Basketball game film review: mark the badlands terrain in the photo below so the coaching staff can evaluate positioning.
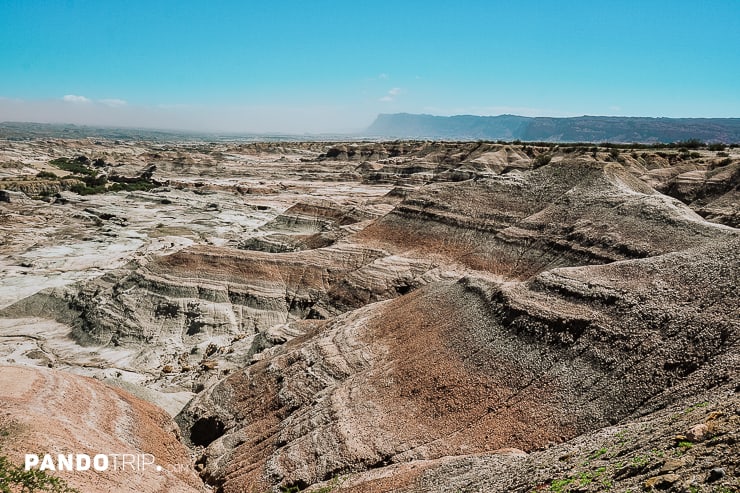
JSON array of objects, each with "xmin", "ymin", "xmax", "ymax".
[{"xmin": 0, "ymin": 138, "xmax": 737, "ymax": 492}]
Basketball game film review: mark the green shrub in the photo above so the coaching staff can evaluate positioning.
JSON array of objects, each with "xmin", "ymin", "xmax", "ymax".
[
  {"xmin": 36, "ymin": 171, "xmax": 58, "ymax": 180},
  {"xmin": 0, "ymin": 455, "xmax": 79, "ymax": 493},
  {"xmin": 49, "ymin": 158, "xmax": 95, "ymax": 176},
  {"xmin": 70, "ymin": 183, "xmax": 107, "ymax": 195},
  {"xmin": 676, "ymin": 139, "xmax": 704, "ymax": 149},
  {"xmin": 82, "ymin": 174, "xmax": 107, "ymax": 187},
  {"xmin": 534, "ymin": 154, "xmax": 552, "ymax": 167},
  {"xmin": 109, "ymin": 180, "xmax": 156, "ymax": 192}
]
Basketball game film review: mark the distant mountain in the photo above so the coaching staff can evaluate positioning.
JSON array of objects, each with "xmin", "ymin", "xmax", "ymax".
[
  {"xmin": 0, "ymin": 121, "xmax": 211, "ymax": 141},
  {"xmin": 0, "ymin": 122, "xmax": 354, "ymax": 142},
  {"xmin": 366, "ymin": 113, "xmax": 740, "ymax": 143}
]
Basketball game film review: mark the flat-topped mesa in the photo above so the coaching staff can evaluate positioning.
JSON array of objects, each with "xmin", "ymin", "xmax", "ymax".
[{"xmin": 366, "ymin": 113, "xmax": 740, "ymax": 142}]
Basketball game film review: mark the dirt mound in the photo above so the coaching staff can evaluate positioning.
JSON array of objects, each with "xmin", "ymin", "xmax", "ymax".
[{"xmin": 0, "ymin": 365, "xmax": 203, "ymax": 492}]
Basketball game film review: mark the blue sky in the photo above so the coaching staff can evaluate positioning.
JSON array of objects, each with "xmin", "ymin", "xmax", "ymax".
[{"xmin": 1, "ymin": 0, "xmax": 738, "ymax": 133}]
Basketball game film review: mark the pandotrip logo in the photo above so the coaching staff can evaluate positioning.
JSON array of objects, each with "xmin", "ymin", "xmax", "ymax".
[{"xmin": 24, "ymin": 453, "xmax": 168, "ymax": 473}]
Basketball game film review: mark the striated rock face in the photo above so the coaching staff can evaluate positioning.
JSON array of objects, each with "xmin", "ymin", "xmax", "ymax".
[
  {"xmin": 359, "ymin": 159, "xmax": 734, "ymax": 276},
  {"xmin": 0, "ymin": 365, "xmax": 203, "ymax": 493},
  {"xmin": 2, "ymin": 241, "xmax": 447, "ymax": 403},
  {"xmin": 663, "ymin": 160, "xmax": 739, "ymax": 227},
  {"xmin": 1, "ymin": 139, "xmax": 738, "ymax": 493},
  {"xmin": 0, "ymin": 177, "xmax": 82, "ymax": 197},
  {"xmin": 240, "ymin": 199, "xmax": 377, "ymax": 252},
  {"xmin": 306, "ymin": 388, "xmax": 739, "ymax": 492},
  {"xmin": 11, "ymin": 157, "xmax": 730, "ymax": 391},
  {"xmin": 176, "ymin": 236, "xmax": 738, "ymax": 492}
]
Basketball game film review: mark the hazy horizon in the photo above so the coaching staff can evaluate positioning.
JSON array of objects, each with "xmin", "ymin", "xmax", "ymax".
[{"xmin": 1, "ymin": 0, "xmax": 738, "ymax": 133}]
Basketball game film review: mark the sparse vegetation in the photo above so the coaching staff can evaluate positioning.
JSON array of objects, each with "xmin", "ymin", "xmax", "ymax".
[
  {"xmin": 677, "ymin": 139, "xmax": 704, "ymax": 149},
  {"xmin": 35, "ymin": 171, "xmax": 58, "ymax": 180},
  {"xmin": 109, "ymin": 180, "xmax": 156, "ymax": 192},
  {"xmin": 49, "ymin": 156, "xmax": 156, "ymax": 195},
  {"xmin": 70, "ymin": 176, "xmax": 108, "ymax": 195},
  {"xmin": 685, "ymin": 401, "xmax": 710, "ymax": 413},
  {"xmin": 631, "ymin": 454, "xmax": 649, "ymax": 467},
  {"xmin": 49, "ymin": 157, "xmax": 96, "ymax": 176},
  {"xmin": 534, "ymin": 153, "xmax": 552, "ymax": 167},
  {"xmin": 549, "ymin": 466, "xmax": 610, "ymax": 492},
  {"xmin": 69, "ymin": 184, "xmax": 105, "ymax": 195},
  {"xmin": 589, "ymin": 447, "xmax": 608, "ymax": 459},
  {"xmin": 310, "ymin": 475, "xmax": 344, "ymax": 493},
  {"xmin": 614, "ymin": 430, "xmax": 630, "ymax": 445},
  {"xmin": 279, "ymin": 486, "xmax": 302, "ymax": 493},
  {"xmin": 0, "ymin": 455, "xmax": 80, "ymax": 493}
]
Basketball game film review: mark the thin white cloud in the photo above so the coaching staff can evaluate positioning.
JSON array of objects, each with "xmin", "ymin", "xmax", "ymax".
[
  {"xmin": 99, "ymin": 98, "xmax": 127, "ymax": 107},
  {"xmin": 62, "ymin": 94, "xmax": 91, "ymax": 103},
  {"xmin": 378, "ymin": 73, "xmax": 389, "ymax": 79},
  {"xmin": 379, "ymin": 87, "xmax": 402, "ymax": 102}
]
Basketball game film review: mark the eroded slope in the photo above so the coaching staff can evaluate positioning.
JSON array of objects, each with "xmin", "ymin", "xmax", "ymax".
[{"xmin": 0, "ymin": 365, "xmax": 204, "ymax": 493}]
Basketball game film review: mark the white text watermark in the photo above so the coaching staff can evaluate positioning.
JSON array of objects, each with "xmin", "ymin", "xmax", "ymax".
[{"xmin": 24, "ymin": 453, "xmax": 170, "ymax": 473}]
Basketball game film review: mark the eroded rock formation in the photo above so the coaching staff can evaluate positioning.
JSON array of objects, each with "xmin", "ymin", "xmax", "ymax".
[{"xmin": 0, "ymin": 139, "xmax": 737, "ymax": 492}]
